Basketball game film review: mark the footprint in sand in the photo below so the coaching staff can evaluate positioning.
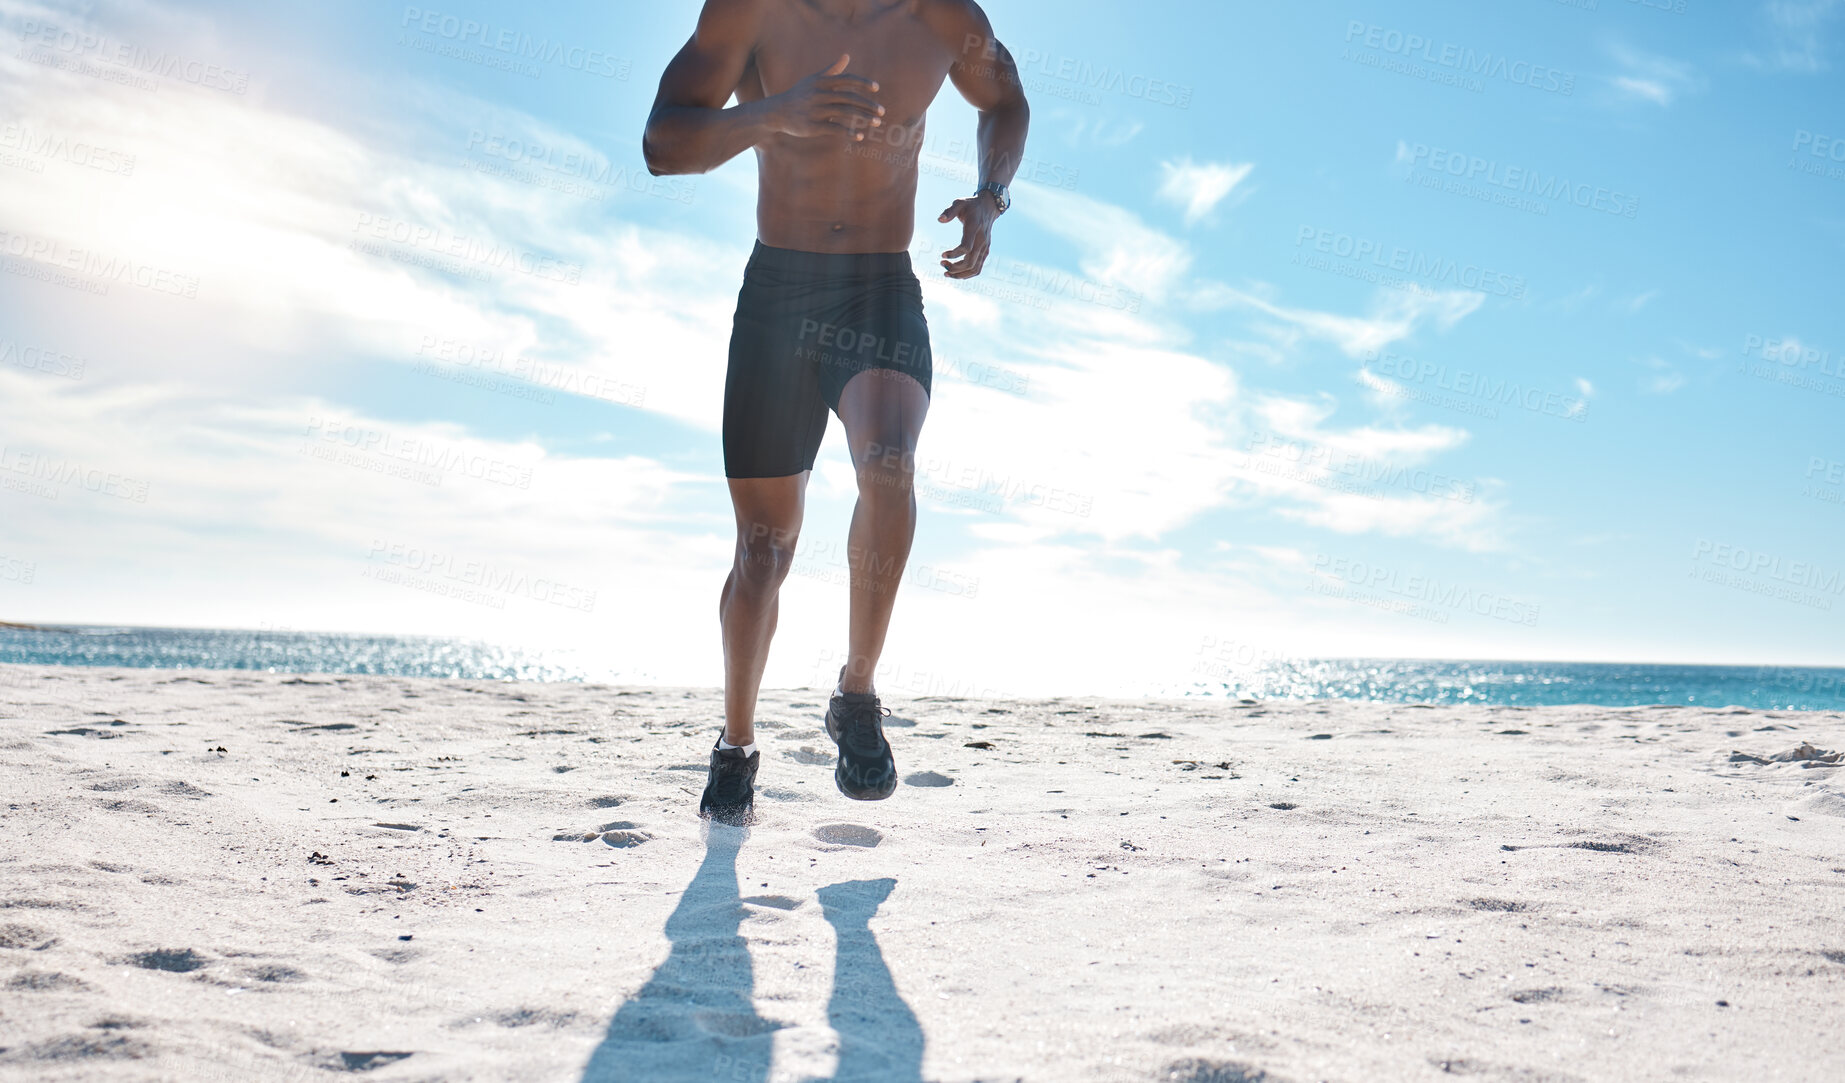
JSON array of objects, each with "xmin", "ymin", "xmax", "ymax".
[
  {"xmin": 1504, "ymin": 835, "xmax": 1661, "ymax": 855},
  {"xmin": 245, "ymin": 964, "xmax": 305, "ymax": 983},
  {"xmin": 786, "ymin": 746, "xmax": 835, "ymax": 766},
  {"xmin": 600, "ymin": 823, "xmax": 653, "ymax": 848},
  {"xmin": 45, "ymin": 725, "xmax": 127, "ymax": 739},
  {"xmin": 694, "ymin": 1011, "xmax": 784, "ymax": 1038},
  {"xmin": 1464, "ymin": 898, "xmax": 1533, "ymax": 913},
  {"xmin": 587, "ymin": 796, "xmax": 625, "ymax": 808},
  {"xmin": 0, "ymin": 923, "xmax": 56, "ymax": 950},
  {"xmin": 334, "ymin": 1052, "xmax": 414, "ymax": 1071},
  {"xmin": 7, "ymin": 970, "xmax": 92, "ymax": 992},
  {"xmin": 904, "ymin": 771, "xmax": 953, "ymax": 787},
  {"xmin": 740, "ymin": 894, "xmax": 803, "ymax": 910},
  {"xmin": 553, "ymin": 822, "xmax": 652, "ymax": 847},
  {"xmin": 6, "ymin": 1034, "xmax": 150, "ymax": 1061},
  {"xmin": 812, "ymin": 824, "xmax": 883, "ymax": 848},
  {"xmin": 486, "ymin": 1007, "xmax": 581, "ymax": 1028},
  {"xmin": 1162, "ymin": 1058, "xmax": 1270, "ymax": 1083},
  {"xmin": 127, "ymin": 948, "xmax": 206, "ymax": 973}
]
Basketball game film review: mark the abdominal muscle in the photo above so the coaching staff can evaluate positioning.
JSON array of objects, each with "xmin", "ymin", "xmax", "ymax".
[{"xmin": 752, "ymin": 127, "xmax": 924, "ymax": 254}]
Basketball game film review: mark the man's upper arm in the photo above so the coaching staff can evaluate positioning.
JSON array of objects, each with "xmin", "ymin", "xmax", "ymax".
[
  {"xmin": 929, "ymin": 0, "xmax": 1027, "ymax": 112},
  {"xmin": 651, "ymin": 0, "xmax": 762, "ymax": 112}
]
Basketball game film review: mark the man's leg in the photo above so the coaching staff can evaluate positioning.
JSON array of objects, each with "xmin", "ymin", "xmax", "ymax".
[
  {"xmin": 721, "ymin": 473, "xmax": 809, "ymax": 746},
  {"xmin": 835, "ymin": 369, "xmax": 930, "ymax": 696}
]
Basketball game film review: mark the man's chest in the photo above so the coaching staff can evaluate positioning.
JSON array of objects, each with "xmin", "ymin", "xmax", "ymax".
[{"xmin": 753, "ymin": 19, "xmax": 952, "ymax": 126}]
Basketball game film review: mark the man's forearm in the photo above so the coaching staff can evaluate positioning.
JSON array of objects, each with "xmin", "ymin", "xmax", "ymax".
[
  {"xmin": 976, "ymin": 101, "xmax": 1029, "ymax": 189},
  {"xmin": 644, "ymin": 98, "xmax": 781, "ymax": 177}
]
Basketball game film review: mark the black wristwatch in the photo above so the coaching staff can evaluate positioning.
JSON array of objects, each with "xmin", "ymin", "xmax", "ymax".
[{"xmin": 977, "ymin": 181, "xmax": 1011, "ymax": 214}]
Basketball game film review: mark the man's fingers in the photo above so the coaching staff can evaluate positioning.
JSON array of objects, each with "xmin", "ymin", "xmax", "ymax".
[
  {"xmin": 941, "ymin": 242, "xmax": 990, "ymax": 279},
  {"xmin": 818, "ymin": 74, "xmax": 882, "ymax": 96},
  {"xmin": 944, "ymin": 257, "xmax": 986, "ymax": 279},
  {"xmin": 819, "ymin": 110, "xmax": 879, "ymax": 132},
  {"xmin": 937, "ymin": 199, "xmax": 967, "ymax": 223},
  {"xmin": 822, "ymin": 93, "xmax": 883, "ymax": 119},
  {"xmin": 815, "ymin": 56, "xmax": 880, "ymax": 94},
  {"xmin": 943, "ymin": 217, "xmax": 979, "ymax": 258}
]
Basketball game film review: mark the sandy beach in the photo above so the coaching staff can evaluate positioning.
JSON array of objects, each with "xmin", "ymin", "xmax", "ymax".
[{"xmin": 1, "ymin": 662, "xmax": 1841, "ymax": 1083}]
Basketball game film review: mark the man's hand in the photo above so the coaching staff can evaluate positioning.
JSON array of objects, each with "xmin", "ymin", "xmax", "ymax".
[
  {"xmin": 936, "ymin": 192, "xmax": 1000, "ymax": 278},
  {"xmin": 769, "ymin": 53, "xmax": 884, "ymax": 141}
]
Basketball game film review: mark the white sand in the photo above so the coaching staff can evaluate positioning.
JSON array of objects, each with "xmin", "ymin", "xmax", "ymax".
[{"xmin": 1, "ymin": 663, "xmax": 1842, "ymax": 1083}]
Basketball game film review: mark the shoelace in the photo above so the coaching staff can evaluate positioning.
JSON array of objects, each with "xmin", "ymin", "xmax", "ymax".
[{"xmin": 838, "ymin": 701, "xmax": 890, "ymax": 754}]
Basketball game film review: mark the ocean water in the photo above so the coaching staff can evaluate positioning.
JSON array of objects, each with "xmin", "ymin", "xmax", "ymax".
[
  {"xmin": 1173, "ymin": 657, "xmax": 1845, "ymax": 712},
  {"xmin": 1, "ymin": 625, "xmax": 1842, "ymax": 711},
  {"xmin": 0, "ymin": 625, "xmax": 592, "ymax": 683}
]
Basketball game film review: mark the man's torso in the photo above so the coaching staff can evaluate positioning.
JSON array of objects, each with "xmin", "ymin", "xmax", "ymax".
[{"xmin": 736, "ymin": 0, "xmax": 956, "ymax": 253}]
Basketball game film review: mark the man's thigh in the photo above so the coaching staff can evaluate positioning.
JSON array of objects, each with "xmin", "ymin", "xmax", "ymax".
[{"xmin": 837, "ymin": 369, "xmax": 930, "ymax": 472}]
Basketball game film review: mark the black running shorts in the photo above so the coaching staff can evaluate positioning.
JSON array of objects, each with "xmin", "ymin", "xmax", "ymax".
[{"xmin": 723, "ymin": 241, "xmax": 933, "ymax": 479}]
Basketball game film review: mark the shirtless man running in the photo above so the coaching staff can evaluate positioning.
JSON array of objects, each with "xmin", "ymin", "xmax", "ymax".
[{"xmin": 642, "ymin": 0, "xmax": 1028, "ymax": 821}]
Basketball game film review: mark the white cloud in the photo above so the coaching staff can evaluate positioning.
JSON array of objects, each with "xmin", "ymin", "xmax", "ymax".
[
  {"xmin": 1192, "ymin": 282, "xmax": 1485, "ymax": 359},
  {"xmin": 1744, "ymin": 0, "xmax": 1841, "ymax": 72},
  {"xmin": 1614, "ymin": 77, "xmax": 1672, "ymax": 105},
  {"xmin": 1051, "ymin": 110, "xmax": 1145, "ymax": 148},
  {"xmin": 1157, "ymin": 157, "xmax": 1253, "ymax": 225},
  {"xmin": 1014, "ymin": 183, "xmax": 1194, "ymax": 297},
  {"xmin": 1638, "ymin": 356, "xmax": 1686, "ymax": 394},
  {"xmin": 0, "ymin": 370, "xmax": 718, "ymax": 666},
  {"xmin": 1608, "ymin": 45, "xmax": 1699, "ymax": 105}
]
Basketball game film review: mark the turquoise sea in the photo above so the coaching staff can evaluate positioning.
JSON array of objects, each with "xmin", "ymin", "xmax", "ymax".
[{"xmin": 2, "ymin": 624, "xmax": 1841, "ymax": 710}]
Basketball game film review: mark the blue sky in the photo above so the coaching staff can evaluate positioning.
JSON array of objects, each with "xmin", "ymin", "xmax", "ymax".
[{"xmin": 1, "ymin": 0, "xmax": 1841, "ymax": 695}]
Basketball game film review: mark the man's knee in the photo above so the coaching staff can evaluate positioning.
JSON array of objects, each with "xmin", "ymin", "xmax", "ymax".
[
  {"xmin": 734, "ymin": 520, "xmax": 800, "ymax": 590},
  {"xmin": 856, "ymin": 437, "xmax": 918, "ymax": 498}
]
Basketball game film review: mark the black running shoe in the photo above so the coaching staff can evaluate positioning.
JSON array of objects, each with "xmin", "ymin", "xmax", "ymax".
[
  {"xmin": 698, "ymin": 741, "xmax": 758, "ymax": 824},
  {"xmin": 825, "ymin": 688, "xmax": 897, "ymax": 801}
]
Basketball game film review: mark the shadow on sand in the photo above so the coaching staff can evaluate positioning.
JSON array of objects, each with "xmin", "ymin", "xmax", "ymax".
[
  {"xmin": 816, "ymin": 878, "xmax": 924, "ymax": 1082},
  {"xmin": 580, "ymin": 826, "xmax": 923, "ymax": 1083}
]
